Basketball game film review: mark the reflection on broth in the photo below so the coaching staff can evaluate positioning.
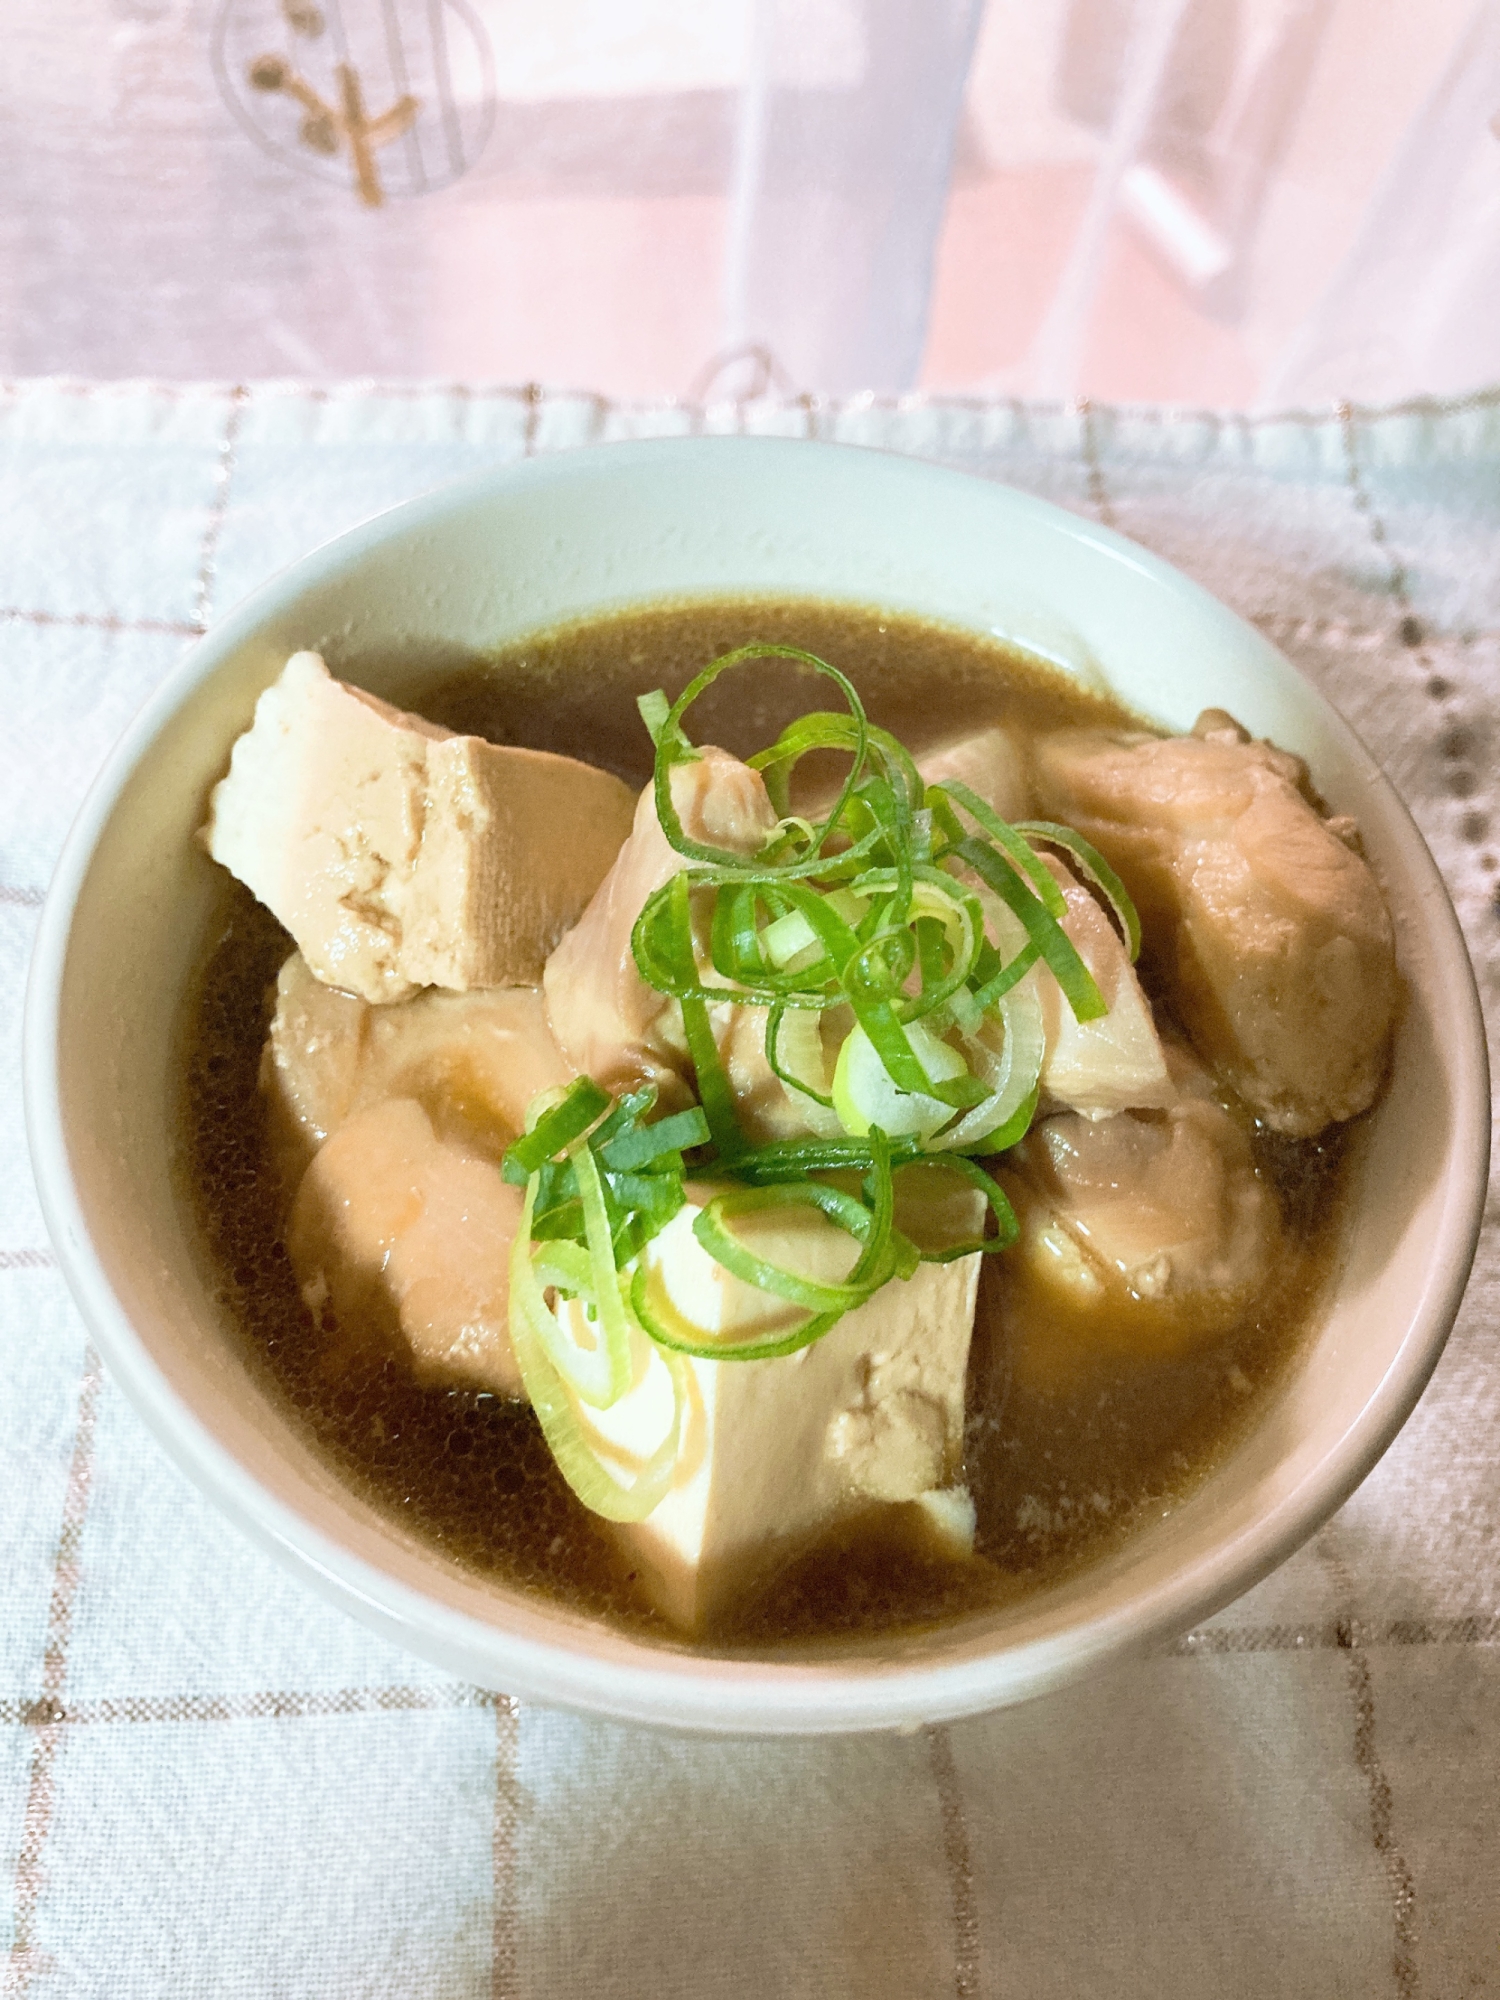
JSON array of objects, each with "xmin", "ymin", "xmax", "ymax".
[{"xmin": 181, "ymin": 598, "xmax": 1368, "ymax": 1653}]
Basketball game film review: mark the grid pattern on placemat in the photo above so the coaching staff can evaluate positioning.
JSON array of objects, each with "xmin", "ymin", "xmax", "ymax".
[{"xmin": 1, "ymin": 379, "xmax": 1496, "ymax": 2000}]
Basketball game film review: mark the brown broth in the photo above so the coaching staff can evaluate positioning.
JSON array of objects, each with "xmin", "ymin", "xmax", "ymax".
[{"xmin": 179, "ymin": 597, "xmax": 1348, "ymax": 1655}]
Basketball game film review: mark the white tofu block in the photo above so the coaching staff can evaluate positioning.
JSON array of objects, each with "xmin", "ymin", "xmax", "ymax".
[
  {"xmin": 568, "ymin": 1193, "xmax": 983, "ymax": 1632},
  {"xmin": 202, "ymin": 651, "xmax": 637, "ymax": 1003}
]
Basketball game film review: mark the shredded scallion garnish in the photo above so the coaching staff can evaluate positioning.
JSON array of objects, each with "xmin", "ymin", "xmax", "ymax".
[{"xmin": 504, "ymin": 645, "xmax": 1140, "ymax": 1521}]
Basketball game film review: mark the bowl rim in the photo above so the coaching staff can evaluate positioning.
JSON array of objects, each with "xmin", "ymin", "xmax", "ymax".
[{"xmin": 22, "ymin": 434, "xmax": 1492, "ymax": 1734}]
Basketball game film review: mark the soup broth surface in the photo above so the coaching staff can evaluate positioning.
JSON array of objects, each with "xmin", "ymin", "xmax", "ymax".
[{"xmin": 181, "ymin": 598, "xmax": 1346, "ymax": 1654}]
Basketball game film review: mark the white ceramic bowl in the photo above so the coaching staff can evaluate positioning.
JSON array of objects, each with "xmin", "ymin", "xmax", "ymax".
[{"xmin": 24, "ymin": 438, "xmax": 1489, "ymax": 1734}]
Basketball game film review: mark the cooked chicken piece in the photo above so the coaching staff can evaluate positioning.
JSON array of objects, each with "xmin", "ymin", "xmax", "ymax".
[
  {"xmin": 542, "ymin": 745, "xmax": 782, "ymax": 1103},
  {"xmin": 956, "ymin": 845, "xmax": 1172, "ymax": 1122},
  {"xmin": 918, "ymin": 724, "xmax": 1030, "ymax": 823},
  {"xmin": 1033, "ymin": 712, "xmax": 1397, "ymax": 1135},
  {"xmin": 288, "ymin": 1096, "xmax": 526, "ymax": 1397},
  {"xmin": 709, "ymin": 1000, "xmax": 844, "ymax": 1144},
  {"xmin": 1001, "ymin": 1050, "xmax": 1278, "ymax": 1361},
  {"xmin": 265, "ymin": 961, "xmax": 573, "ymax": 1396},
  {"xmin": 261, "ymin": 953, "xmax": 367, "ymax": 1171},
  {"xmin": 262, "ymin": 952, "xmax": 573, "ymax": 1183},
  {"xmin": 555, "ymin": 748, "xmax": 843, "ymax": 1141},
  {"xmin": 1018, "ymin": 1101, "xmax": 1273, "ymax": 1304}
]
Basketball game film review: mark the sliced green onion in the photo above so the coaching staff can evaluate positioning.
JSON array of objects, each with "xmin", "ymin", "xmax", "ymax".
[
  {"xmin": 853, "ymin": 1128, "xmax": 921, "ymax": 1288},
  {"xmin": 504, "ymin": 1077, "xmax": 611, "ymax": 1178},
  {"xmin": 831, "ymin": 1019, "xmax": 973, "ymax": 1142},
  {"xmin": 655, "ymin": 648, "xmax": 869, "ymax": 875},
  {"xmin": 510, "ymin": 1184, "xmax": 688, "ymax": 1520},
  {"xmin": 504, "ymin": 651, "xmax": 1135, "ymax": 1500},
  {"xmin": 680, "ymin": 990, "xmax": 742, "ymax": 1155},
  {"xmin": 967, "ymin": 938, "xmax": 1040, "ymax": 1012},
  {"xmin": 760, "ymin": 906, "xmax": 820, "ymax": 969},
  {"xmin": 937, "ymin": 983, "xmax": 1047, "ymax": 1153},
  {"xmin": 949, "ymin": 835, "xmax": 1106, "ymax": 1023},
  {"xmin": 511, "ymin": 1176, "xmax": 626, "ymax": 1408},
  {"xmin": 1018, "ymin": 820, "xmax": 1142, "ymax": 962},
  {"xmin": 691, "ymin": 1182, "xmax": 877, "ymax": 1314},
  {"xmin": 631, "ymin": 1259, "xmax": 843, "ymax": 1363},
  {"xmin": 633, "ymin": 1132, "xmax": 911, "ymax": 1361},
  {"xmin": 531, "ymin": 1239, "xmax": 592, "ymax": 1295},
  {"xmin": 760, "ymin": 881, "xmax": 980, "ymax": 1108},
  {"xmin": 636, "ymin": 688, "xmax": 673, "ymax": 746},
  {"xmin": 956, "ymin": 1085, "xmax": 1037, "ymax": 1159},
  {"xmin": 746, "ymin": 708, "xmax": 921, "ymax": 838},
  {"xmin": 766, "ymin": 1001, "xmax": 835, "ymax": 1110},
  {"xmin": 599, "ymin": 1106, "xmax": 711, "ymax": 1170},
  {"xmin": 893, "ymin": 1155, "xmax": 1019, "ymax": 1260},
  {"xmin": 934, "ymin": 779, "xmax": 1067, "ymax": 916},
  {"xmin": 712, "ymin": 1133, "xmax": 927, "ymax": 1184}
]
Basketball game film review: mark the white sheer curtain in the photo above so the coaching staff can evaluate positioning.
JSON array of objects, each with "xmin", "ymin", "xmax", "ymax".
[
  {"xmin": 974, "ymin": 0, "xmax": 1500, "ymax": 408},
  {"xmin": 723, "ymin": 0, "xmax": 983, "ymax": 396},
  {"xmin": 2, "ymin": 0, "xmax": 1496, "ymax": 408}
]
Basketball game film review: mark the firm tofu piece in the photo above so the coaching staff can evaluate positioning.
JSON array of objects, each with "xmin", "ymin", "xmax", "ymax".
[
  {"xmin": 1033, "ymin": 712, "xmax": 1398, "ymax": 1135},
  {"xmin": 202, "ymin": 651, "xmax": 637, "ymax": 1003},
  {"xmin": 542, "ymin": 746, "xmax": 779, "ymax": 1097},
  {"xmin": 288, "ymin": 1096, "xmax": 527, "ymax": 1397},
  {"xmin": 261, "ymin": 951, "xmax": 573, "ymax": 1182},
  {"xmin": 567, "ymin": 1188, "xmax": 983, "ymax": 1632},
  {"xmin": 918, "ymin": 724, "xmax": 1030, "ymax": 822}
]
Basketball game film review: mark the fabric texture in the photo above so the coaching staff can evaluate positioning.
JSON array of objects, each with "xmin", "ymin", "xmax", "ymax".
[{"xmin": 1, "ymin": 377, "xmax": 1496, "ymax": 1998}]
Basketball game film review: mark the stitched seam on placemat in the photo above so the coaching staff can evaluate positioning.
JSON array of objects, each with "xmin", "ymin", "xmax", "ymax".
[
  {"xmin": 1253, "ymin": 615, "xmax": 1500, "ymax": 647},
  {"xmin": 1319, "ymin": 1534, "xmax": 1420, "ymax": 2000},
  {"xmin": 5, "ymin": 1349, "xmax": 102, "ymax": 1999},
  {"xmin": 1172, "ymin": 1617, "xmax": 1500, "ymax": 1654},
  {"xmin": 926, "ymin": 1725, "xmax": 981, "ymax": 1999},
  {"xmin": 0, "ymin": 1687, "xmax": 512, "ymax": 1725},
  {"xmin": 3, "ymin": 377, "xmax": 1499, "ymax": 434},
  {"xmin": 0, "ymin": 608, "xmax": 204, "ymax": 638},
  {"xmin": 492, "ymin": 1698, "xmax": 521, "ymax": 2000},
  {"xmin": 1338, "ymin": 403, "xmax": 1490, "ymax": 886},
  {"xmin": 1076, "ymin": 396, "xmax": 1119, "ymax": 531},
  {"xmin": 192, "ymin": 384, "xmax": 248, "ymax": 632},
  {"xmin": 1339, "ymin": 404, "xmax": 1426, "ymax": 641}
]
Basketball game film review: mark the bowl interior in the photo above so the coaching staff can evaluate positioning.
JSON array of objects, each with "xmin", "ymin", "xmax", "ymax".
[{"xmin": 28, "ymin": 439, "xmax": 1488, "ymax": 1733}]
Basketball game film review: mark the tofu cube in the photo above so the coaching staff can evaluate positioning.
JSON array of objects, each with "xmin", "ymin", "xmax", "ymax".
[
  {"xmin": 202, "ymin": 652, "xmax": 637, "ymax": 1003},
  {"xmin": 567, "ymin": 1190, "xmax": 983, "ymax": 1632}
]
